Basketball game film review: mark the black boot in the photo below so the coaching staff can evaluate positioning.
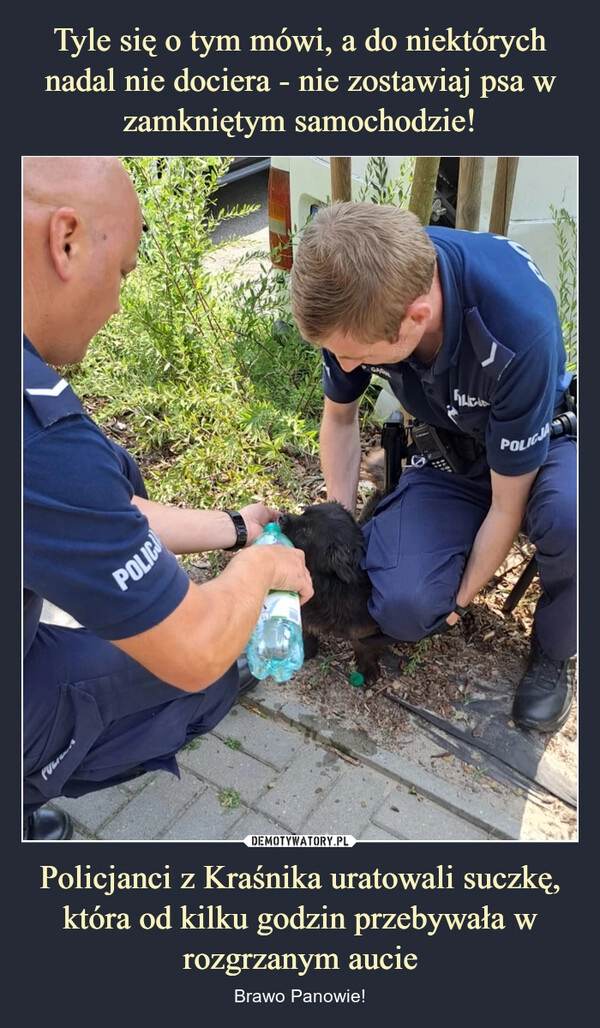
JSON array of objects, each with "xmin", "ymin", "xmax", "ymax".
[
  {"xmin": 24, "ymin": 807, "xmax": 73, "ymax": 840},
  {"xmin": 236, "ymin": 655, "xmax": 259, "ymax": 697},
  {"xmin": 512, "ymin": 632, "xmax": 574, "ymax": 732}
]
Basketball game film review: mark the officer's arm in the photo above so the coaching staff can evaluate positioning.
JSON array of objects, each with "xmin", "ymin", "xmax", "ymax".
[
  {"xmin": 319, "ymin": 396, "xmax": 362, "ymax": 514},
  {"xmin": 110, "ymin": 544, "xmax": 313, "ymax": 692},
  {"xmin": 132, "ymin": 497, "xmax": 279, "ymax": 551},
  {"xmin": 447, "ymin": 468, "xmax": 538, "ymax": 626}
]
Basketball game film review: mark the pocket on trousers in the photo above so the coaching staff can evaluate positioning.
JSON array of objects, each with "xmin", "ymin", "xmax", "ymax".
[
  {"xmin": 362, "ymin": 482, "xmax": 408, "ymax": 574},
  {"xmin": 23, "ymin": 683, "xmax": 105, "ymax": 800}
]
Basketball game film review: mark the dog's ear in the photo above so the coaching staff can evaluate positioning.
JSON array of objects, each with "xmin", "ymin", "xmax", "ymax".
[{"xmin": 327, "ymin": 542, "xmax": 359, "ymax": 583}]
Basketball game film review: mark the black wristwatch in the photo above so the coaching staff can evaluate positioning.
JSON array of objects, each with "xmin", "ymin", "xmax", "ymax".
[
  {"xmin": 222, "ymin": 510, "xmax": 248, "ymax": 551},
  {"xmin": 453, "ymin": 603, "xmax": 470, "ymax": 617}
]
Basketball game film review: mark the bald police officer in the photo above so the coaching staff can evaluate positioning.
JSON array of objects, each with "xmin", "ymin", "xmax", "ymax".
[{"xmin": 23, "ymin": 157, "xmax": 313, "ymax": 839}]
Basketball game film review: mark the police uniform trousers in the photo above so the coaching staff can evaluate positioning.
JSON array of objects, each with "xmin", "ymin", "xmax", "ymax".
[
  {"xmin": 23, "ymin": 442, "xmax": 239, "ymax": 816},
  {"xmin": 361, "ymin": 434, "xmax": 576, "ymax": 660}
]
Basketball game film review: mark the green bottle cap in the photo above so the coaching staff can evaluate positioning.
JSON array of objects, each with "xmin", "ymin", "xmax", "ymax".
[{"xmin": 349, "ymin": 672, "xmax": 365, "ymax": 687}]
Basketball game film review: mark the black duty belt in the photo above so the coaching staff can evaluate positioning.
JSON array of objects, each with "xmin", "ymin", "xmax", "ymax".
[
  {"xmin": 551, "ymin": 384, "xmax": 577, "ymax": 437},
  {"xmin": 408, "ymin": 394, "xmax": 576, "ymax": 475},
  {"xmin": 382, "ymin": 383, "xmax": 577, "ymax": 481}
]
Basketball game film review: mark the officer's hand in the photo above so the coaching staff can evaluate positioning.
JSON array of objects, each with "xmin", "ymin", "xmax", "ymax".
[
  {"xmin": 265, "ymin": 544, "xmax": 314, "ymax": 606},
  {"xmin": 239, "ymin": 503, "xmax": 280, "ymax": 544},
  {"xmin": 427, "ymin": 613, "xmax": 460, "ymax": 638}
]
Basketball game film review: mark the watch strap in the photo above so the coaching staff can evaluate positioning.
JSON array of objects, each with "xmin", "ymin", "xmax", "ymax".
[
  {"xmin": 453, "ymin": 603, "xmax": 470, "ymax": 617},
  {"xmin": 222, "ymin": 510, "xmax": 248, "ymax": 551}
]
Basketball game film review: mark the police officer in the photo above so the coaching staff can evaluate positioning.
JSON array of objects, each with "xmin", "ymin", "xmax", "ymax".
[
  {"xmin": 23, "ymin": 157, "xmax": 313, "ymax": 840},
  {"xmin": 290, "ymin": 201, "xmax": 576, "ymax": 734}
]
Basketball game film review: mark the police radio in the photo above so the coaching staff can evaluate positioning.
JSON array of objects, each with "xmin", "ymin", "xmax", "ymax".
[{"xmin": 409, "ymin": 420, "xmax": 467, "ymax": 475}]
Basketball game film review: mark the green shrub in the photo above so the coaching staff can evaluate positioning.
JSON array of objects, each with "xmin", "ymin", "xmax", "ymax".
[
  {"xmin": 358, "ymin": 155, "xmax": 415, "ymax": 207},
  {"xmin": 69, "ymin": 157, "xmax": 321, "ymax": 510},
  {"xmin": 551, "ymin": 204, "xmax": 578, "ymax": 371}
]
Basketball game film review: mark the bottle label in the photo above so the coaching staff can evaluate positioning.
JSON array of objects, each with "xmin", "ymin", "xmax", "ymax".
[{"xmin": 260, "ymin": 591, "xmax": 301, "ymax": 625}]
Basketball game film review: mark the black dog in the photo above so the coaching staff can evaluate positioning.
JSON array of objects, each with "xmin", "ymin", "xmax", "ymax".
[{"xmin": 279, "ymin": 492, "xmax": 394, "ymax": 685}]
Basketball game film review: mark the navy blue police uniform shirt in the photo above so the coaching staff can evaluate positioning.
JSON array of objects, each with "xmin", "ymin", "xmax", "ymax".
[
  {"xmin": 23, "ymin": 336, "xmax": 190, "ymax": 658},
  {"xmin": 321, "ymin": 227, "xmax": 573, "ymax": 477}
]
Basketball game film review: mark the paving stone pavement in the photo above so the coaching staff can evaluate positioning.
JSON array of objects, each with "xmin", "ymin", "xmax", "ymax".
[{"xmin": 50, "ymin": 683, "xmax": 521, "ymax": 843}]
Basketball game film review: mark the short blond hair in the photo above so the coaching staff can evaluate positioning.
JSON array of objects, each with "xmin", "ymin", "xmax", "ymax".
[{"xmin": 290, "ymin": 202, "xmax": 436, "ymax": 346}]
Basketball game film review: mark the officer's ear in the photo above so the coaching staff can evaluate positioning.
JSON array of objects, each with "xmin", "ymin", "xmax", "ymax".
[
  {"xmin": 405, "ymin": 296, "xmax": 432, "ymax": 327},
  {"xmin": 48, "ymin": 206, "xmax": 80, "ymax": 281}
]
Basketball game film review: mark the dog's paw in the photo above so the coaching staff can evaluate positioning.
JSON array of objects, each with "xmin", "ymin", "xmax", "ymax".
[{"xmin": 356, "ymin": 661, "xmax": 382, "ymax": 688}]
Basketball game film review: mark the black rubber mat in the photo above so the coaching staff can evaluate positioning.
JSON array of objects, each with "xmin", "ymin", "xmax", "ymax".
[{"xmin": 384, "ymin": 678, "xmax": 576, "ymax": 807}]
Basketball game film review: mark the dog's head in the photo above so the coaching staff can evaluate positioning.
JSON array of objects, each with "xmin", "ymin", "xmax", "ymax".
[{"xmin": 279, "ymin": 502, "xmax": 365, "ymax": 584}]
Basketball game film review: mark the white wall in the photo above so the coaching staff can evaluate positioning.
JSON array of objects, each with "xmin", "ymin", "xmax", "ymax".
[{"xmin": 271, "ymin": 155, "xmax": 578, "ymax": 300}]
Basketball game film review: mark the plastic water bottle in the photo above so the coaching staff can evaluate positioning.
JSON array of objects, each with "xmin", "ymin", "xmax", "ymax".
[{"xmin": 246, "ymin": 522, "xmax": 304, "ymax": 683}]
